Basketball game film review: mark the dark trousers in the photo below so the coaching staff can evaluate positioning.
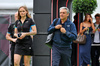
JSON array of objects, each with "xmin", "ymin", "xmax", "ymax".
[
  {"xmin": 10, "ymin": 44, "xmax": 15, "ymax": 66},
  {"xmin": 91, "ymin": 46, "xmax": 100, "ymax": 66},
  {"xmin": 52, "ymin": 45, "xmax": 72, "ymax": 66},
  {"xmin": 71, "ymin": 43, "xmax": 77, "ymax": 66}
]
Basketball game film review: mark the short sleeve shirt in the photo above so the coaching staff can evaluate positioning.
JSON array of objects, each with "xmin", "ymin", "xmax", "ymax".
[
  {"xmin": 15, "ymin": 18, "xmax": 35, "ymax": 32},
  {"xmin": 7, "ymin": 23, "xmax": 15, "ymax": 38}
]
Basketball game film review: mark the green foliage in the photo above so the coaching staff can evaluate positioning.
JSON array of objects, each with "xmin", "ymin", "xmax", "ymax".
[{"xmin": 72, "ymin": 0, "xmax": 97, "ymax": 14}]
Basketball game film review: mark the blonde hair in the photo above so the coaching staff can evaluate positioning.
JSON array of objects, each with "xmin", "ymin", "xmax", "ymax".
[{"xmin": 18, "ymin": 6, "xmax": 31, "ymax": 19}]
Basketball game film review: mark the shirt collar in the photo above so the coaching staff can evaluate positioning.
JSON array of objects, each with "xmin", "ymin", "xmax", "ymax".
[
  {"xmin": 60, "ymin": 18, "xmax": 69, "ymax": 24},
  {"xmin": 19, "ymin": 17, "xmax": 28, "ymax": 23}
]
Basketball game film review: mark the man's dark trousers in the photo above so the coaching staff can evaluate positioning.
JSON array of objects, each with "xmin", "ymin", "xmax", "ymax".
[
  {"xmin": 91, "ymin": 46, "xmax": 100, "ymax": 66},
  {"xmin": 52, "ymin": 45, "xmax": 72, "ymax": 66},
  {"xmin": 10, "ymin": 43, "xmax": 15, "ymax": 66}
]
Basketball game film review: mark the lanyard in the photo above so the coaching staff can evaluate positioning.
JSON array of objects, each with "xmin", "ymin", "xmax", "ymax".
[
  {"xmin": 19, "ymin": 22, "xmax": 23, "ymax": 32},
  {"xmin": 94, "ymin": 23, "xmax": 100, "ymax": 29}
]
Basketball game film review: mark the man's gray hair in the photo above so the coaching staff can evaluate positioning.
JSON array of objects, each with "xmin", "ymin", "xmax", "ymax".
[{"xmin": 59, "ymin": 7, "xmax": 70, "ymax": 14}]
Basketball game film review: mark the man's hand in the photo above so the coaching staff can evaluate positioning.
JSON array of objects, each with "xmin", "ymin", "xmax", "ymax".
[
  {"xmin": 55, "ymin": 25, "xmax": 62, "ymax": 29},
  {"xmin": 60, "ymin": 27, "xmax": 66, "ymax": 33},
  {"xmin": 98, "ymin": 29, "xmax": 100, "ymax": 32}
]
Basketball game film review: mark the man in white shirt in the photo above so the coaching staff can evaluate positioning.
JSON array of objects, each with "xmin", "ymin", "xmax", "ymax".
[{"xmin": 91, "ymin": 13, "xmax": 100, "ymax": 66}]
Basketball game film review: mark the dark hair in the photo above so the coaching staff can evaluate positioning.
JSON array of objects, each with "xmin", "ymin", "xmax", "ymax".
[
  {"xmin": 84, "ymin": 13, "xmax": 92, "ymax": 23},
  {"xmin": 18, "ymin": 6, "xmax": 31, "ymax": 19},
  {"xmin": 95, "ymin": 13, "xmax": 100, "ymax": 18}
]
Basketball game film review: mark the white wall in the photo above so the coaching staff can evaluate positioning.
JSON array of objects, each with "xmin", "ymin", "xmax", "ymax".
[
  {"xmin": 0, "ymin": 0, "xmax": 33, "ymax": 18},
  {"xmin": 0, "ymin": 0, "xmax": 33, "ymax": 9},
  {"xmin": 91, "ymin": 0, "xmax": 100, "ymax": 23}
]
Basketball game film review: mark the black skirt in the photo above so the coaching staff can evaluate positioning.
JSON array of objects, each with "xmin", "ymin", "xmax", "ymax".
[{"xmin": 14, "ymin": 36, "xmax": 33, "ymax": 56}]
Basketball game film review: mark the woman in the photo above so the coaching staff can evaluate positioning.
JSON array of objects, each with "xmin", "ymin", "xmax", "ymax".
[
  {"xmin": 79, "ymin": 14, "xmax": 95, "ymax": 66},
  {"xmin": 14, "ymin": 6, "xmax": 37, "ymax": 66}
]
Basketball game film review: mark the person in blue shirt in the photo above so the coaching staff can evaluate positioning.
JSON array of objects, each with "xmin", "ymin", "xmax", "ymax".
[{"xmin": 48, "ymin": 7, "xmax": 77, "ymax": 66}]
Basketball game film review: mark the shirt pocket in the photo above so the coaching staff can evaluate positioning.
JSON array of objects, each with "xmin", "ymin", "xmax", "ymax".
[{"xmin": 65, "ymin": 24, "xmax": 71, "ymax": 31}]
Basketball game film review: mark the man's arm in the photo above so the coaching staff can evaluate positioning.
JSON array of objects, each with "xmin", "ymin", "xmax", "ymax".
[
  {"xmin": 66, "ymin": 23, "xmax": 77, "ymax": 40},
  {"xmin": 60, "ymin": 23, "xmax": 77, "ymax": 40},
  {"xmin": 6, "ymin": 33, "xmax": 17, "ymax": 42},
  {"xmin": 48, "ymin": 19, "xmax": 57, "ymax": 34},
  {"xmin": 48, "ymin": 19, "xmax": 62, "ymax": 34},
  {"xmin": 6, "ymin": 23, "xmax": 17, "ymax": 42}
]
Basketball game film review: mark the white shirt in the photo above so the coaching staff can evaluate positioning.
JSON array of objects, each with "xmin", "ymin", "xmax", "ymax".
[{"xmin": 94, "ymin": 24, "xmax": 100, "ymax": 43}]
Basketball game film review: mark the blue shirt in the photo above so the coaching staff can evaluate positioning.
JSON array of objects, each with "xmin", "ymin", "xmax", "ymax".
[{"xmin": 48, "ymin": 18, "xmax": 77, "ymax": 48}]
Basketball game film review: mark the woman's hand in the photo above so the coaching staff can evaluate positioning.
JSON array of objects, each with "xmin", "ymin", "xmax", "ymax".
[
  {"xmin": 84, "ymin": 27, "xmax": 88, "ymax": 31},
  {"xmin": 12, "ymin": 38, "xmax": 17, "ymax": 42},
  {"xmin": 89, "ymin": 18, "xmax": 93, "ymax": 23},
  {"xmin": 14, "ymin": 33, "xmax": 18, "ymax": 38},
  {"xmin": 18, "ymin": 33, "xmax": 26, "ymax": 39}
]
